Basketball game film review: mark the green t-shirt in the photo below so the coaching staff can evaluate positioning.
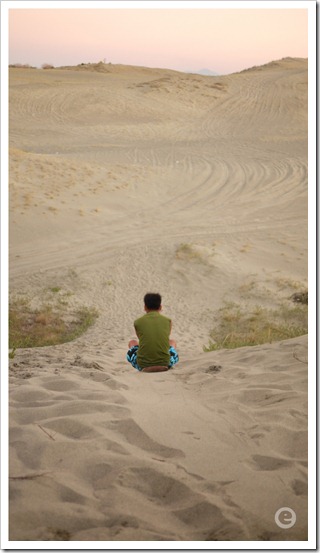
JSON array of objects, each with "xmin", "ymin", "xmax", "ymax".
[{"xmin": 134, "ymin": 311, "xmax": 171, "ymax": 369}]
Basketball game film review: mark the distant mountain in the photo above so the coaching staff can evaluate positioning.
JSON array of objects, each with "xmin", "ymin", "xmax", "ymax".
[{"xmin": 193, "ymin": 68, "xmax": 219, "ymax": 76}]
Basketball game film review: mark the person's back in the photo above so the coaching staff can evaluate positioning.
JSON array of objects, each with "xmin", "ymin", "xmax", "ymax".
[
  {"xmin": 126, "ymin": 292, "xmax": 179, "ymax": 372},
  {"xmin": 134, "ymin": 311, "xmax": 171, "ymax": 369}
]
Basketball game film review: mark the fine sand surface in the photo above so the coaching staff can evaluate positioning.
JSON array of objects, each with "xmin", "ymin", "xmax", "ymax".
[{"xmin": 8, "ymin": 58, "xmax": 308, "ymax": 542}]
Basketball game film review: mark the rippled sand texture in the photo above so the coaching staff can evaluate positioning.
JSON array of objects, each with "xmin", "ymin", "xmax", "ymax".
[{"xmin": 9, "ymin": 58, "xmax": 308, "ymax": 542}]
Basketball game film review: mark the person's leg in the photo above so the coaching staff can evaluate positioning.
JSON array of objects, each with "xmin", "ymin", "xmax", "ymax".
[
  {"xmin": 126, "ymin": 341, "xmax": 142, "ymax": 370},
  {"xmin": 168, "ymin": 339, "xmax": 179, "ymax": 368},
  {"xmin": 128, "ymin": 339, "xmax": 139, "ymax": 349}
]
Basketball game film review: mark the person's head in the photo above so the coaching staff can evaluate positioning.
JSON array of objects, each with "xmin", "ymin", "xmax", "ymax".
[{"xmin": 144, "ymin": 293, "xmax": 162, "ymax": 312}]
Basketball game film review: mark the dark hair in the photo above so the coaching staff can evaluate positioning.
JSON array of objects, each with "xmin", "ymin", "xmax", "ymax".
[{"xmin": 144, "ymin": 293, "xmax": 162, "ymax": 310}]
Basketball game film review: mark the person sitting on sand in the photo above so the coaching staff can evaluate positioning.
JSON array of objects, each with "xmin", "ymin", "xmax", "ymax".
[{"xmin": 127, "ymin": 293, "xmax": 179, "ymax": 372}]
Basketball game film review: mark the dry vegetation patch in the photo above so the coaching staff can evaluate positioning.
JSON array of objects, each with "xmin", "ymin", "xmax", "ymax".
[
  {"xmin": 9, "ymin": 295, "xmax": 98, "ymax": 350},
  {"xmin": 175, "ymin": 242, "xmax": 215, "ymax": 265},
  {"xmin": 204, "ymin": 298, "xmax": 307, "ymax": 351}
]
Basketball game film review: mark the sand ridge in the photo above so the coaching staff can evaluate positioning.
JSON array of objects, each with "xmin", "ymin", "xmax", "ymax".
[{"xmin": 8, "ymin": 58, "xmax": 308, "ymax": 542}]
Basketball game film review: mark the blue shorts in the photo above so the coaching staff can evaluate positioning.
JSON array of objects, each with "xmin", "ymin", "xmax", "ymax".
[{"xmin": 126, "ymin": 345, "xmax": 179, "ymax": 371}]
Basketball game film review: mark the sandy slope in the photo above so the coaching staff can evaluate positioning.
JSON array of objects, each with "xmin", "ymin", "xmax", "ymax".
[{"xmin": 8, "ymin": 58, "xmax": 308, "ymax": 542}]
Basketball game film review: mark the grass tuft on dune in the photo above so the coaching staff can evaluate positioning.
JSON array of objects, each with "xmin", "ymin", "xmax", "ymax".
[
  {"xmin": 9, "ymin": 298, "xmax": 98, "ymax": 349},
  {"xmin": 204, "ymin": 299, "xmax": 307, "ymax": 351}
]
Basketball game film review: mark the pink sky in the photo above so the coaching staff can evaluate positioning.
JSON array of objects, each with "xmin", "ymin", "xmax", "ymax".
[{"xmin": 8, "ymin": 6, "xmax": 308, "ymax": 75}]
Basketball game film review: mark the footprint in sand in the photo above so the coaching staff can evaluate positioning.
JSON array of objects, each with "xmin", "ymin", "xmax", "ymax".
[
  {"xmin": 11, "ymin": 438, "xmax": 45, "ymax": 470},
  {"xmin": 11, "ymin": 400, "xmax": 130, "ymax": 426},
  {"xmin": 117, "ymin": 466, "xmax": 193, "ymax": 507},
  {"xmin": 245, "ymin": 454, "xmax": 293, "ymax": 471},
  {"xmin": 53, "ymin": 401, "xmax": 129, "ymax": 418},
  {"xmin": 117, "ymin": 466, "xmax": 245, "ymax": 539},
  {"xmin": 291, "ymin": 478, "xmax": 307, "ymax": 496},
  {"xmin": 174, "ymin": 500, "xmax": 245, "ymax": 540},
  {"xmin": 76, "ymin": 389, "xmax": 127, "ymax": 405},
  {"xmin": 236, "ymin": 388, "xmax": 298, "ymax": 406},
  {"xmin": 104, "ymin": 378, "xmax": 129, "ymax": 391},
  {"xmin": 10, "ymin": 388, "xmax": 53, "ymax": 403},
  {"xmin": 41, "ymin": 417, "xmax": 99, "ymax": 440},
  {"xmin": 107, "ymin": 418, "xmax": 185, "ymax": 459},
  {"xmin": 205, "ymin": 365, "xmax": 222, "ymax": 374},
  {"xmin": 85, "ymin": 462, "xmax": 114, "ymax": 490},
  {"xmin": 41, "ymin": 378, "xmax": 80, "ymax": 392},
  {"xmin": 55, "ymin": 481, "xmax": 88, "ymax": 505},
  {"xmin": 182, "ymin": 430, "xmax": 201, "ymax": 440}
]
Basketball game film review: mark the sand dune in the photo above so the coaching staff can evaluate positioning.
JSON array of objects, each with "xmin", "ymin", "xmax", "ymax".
[
  {"xmin": 9, "ymin": 335, "xmax": 308, "ymax": 542},
  {"xmin": 8, "ymin": 58, "xmax": 308, "ymax": 543}
]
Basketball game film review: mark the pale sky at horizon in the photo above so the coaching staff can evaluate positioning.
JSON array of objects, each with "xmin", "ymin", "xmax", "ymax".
[{"xmin": 8, "ymin": 3, "xmax": 309, "ymax": 75}]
